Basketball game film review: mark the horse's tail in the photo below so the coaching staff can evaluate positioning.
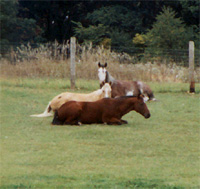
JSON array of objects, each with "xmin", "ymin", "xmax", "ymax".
[
  {"xmin": 137, "ymin": 81, "xmax": 157, "ymax": 102},
  {"xmin": 30, "ymin": 102, "xmax": 53, "ymax": 117},
  {"xmin": 145, "ymin": 86, "xmax": 157, "ymax": 101},
  {"xmin": 144, "ymin": 88, "xmax": 158, "ymax": 101},
  {"xmin": 148, "ymin": 93, "xmax": 157, "ymax": 101}
]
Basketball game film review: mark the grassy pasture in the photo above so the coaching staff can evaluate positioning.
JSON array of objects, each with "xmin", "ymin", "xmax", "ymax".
[{"xmin": 0, "ymin": 78, "xmax": 200, "ymax": 188}]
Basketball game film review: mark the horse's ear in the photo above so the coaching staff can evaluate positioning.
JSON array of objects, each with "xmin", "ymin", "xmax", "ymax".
[
  {"xmin": 104, "ymin": 62, "xmax": 107, "ymax": 67},
  {"xmin": 109, "ymin": 81, "xmax": 112, "ymax": 86},
  {"xmin": 102, "ymin": 81, "xmax": 105, "ymax": 86},
  {"xmin": 98, "ymin": 62, "xmax": 101, "ymax": 67}
]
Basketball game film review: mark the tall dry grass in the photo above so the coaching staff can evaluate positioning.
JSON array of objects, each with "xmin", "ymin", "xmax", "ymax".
[{"xmin": 0, "ymin": 43, "xmax": 199, "ymax": 83}]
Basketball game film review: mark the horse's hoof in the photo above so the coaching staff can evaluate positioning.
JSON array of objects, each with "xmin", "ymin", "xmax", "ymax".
[{"xmin": 121, "ymin": 120, "xmax": 128, "ymax": 124}]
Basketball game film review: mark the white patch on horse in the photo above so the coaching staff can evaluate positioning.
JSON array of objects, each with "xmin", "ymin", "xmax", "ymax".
[
  {"xmin": 101, "ymin": 83, "xmax": 111, "ymax": 98},
  {"xmin": 137, "ymin": 81, "xmax": 144, "ymax": 94},
  {"xmin": 104, "ymin": 88, "xmax": 110, "ymax": 98},
  {"xmin": 126, "ymin": 91, "xmax": 134, "ymax": 96},
  {"xmin": 98, "ymin": 67, "xmax": 106, "ymax": 83},
  {"xmin": 104, "ymin": 92, "xmax": 109, "ymax": 98},
  {"xmin": 143, "ymin": 96, "xmax": 149, "ymax": 102}
]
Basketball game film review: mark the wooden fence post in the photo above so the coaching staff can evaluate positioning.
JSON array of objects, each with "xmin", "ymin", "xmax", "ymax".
[
  {"xmin": 189, "ymin": 41, "xmax": 195, "ymax": 93},
  {"xmin": 70, "ymin": 37, "xmax": 76, "ymax": 89}
]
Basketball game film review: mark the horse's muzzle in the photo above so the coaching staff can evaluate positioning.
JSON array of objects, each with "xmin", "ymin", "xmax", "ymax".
[{"xmin": 145, "ymin": 113, "xmax": 151, "ymax": 119}]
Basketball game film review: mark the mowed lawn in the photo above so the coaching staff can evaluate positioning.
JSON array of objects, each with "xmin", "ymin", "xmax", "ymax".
[{"xmin": 0, "ymin": 78, "xmax": 200, "ymax": 188}]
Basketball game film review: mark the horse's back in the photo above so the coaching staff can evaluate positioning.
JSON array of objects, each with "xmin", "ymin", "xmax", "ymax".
[
  {"xmin": 111, "ymin": 80, "xmax": 140, "ymax": 97},
  {"xmin": 50, "ymin": 92, "xmax": 74, "ymax": 111},
  {"xmin": 79, "ymin": 100, "xmax": 105, "ymax": 123},
  {"xmin": 57, "ymin": 101, "xmax": 82, "ymax": 121},
  {"xmin": 50, "ymin": 92, "xmax": 95, "ymax": 111},
  {"xmin": 57, "ymin": 100, "xmax": 104, "ymax": 124}
]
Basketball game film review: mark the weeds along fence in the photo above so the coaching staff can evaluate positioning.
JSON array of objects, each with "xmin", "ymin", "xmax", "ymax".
[
  {"xmin": 1, "ymin": 41, "xmax": 200, "ymax": 66},
  {"xmin": 0, "ymin": 41, "xmax": 200, "ymax": 83}
]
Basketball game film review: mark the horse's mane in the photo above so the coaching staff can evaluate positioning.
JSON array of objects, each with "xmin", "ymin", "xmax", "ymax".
[
  {"xmin": 115, "ymin": 95, "xmax": 138, "ymax": 99},
  {"xmin": 105, "ymin": 71, "xmax": 115, "ymax": 83}
]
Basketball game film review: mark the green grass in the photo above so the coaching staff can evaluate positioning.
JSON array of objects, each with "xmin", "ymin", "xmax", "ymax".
[{"xmin": 0, "ymin": 78, "xmax": 200, "ymax": 188}]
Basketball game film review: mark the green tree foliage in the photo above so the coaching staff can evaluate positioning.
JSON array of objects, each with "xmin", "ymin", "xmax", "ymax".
[
  {"xmin": 133, "ymin": 33, "xmax": 146, "ymax": 47},
  {"xmin": 73, "ymin": 5, "xmax": 143, "ymax": 53},
  {"xmin": 73, "ymin": 22, "xmax": 108, "ymax": 45},
  {"xmin": 146, "ymin": 7, "xmax": 187, "ymax": 49},
  {"xmin": 110, "ymin": 30, "xmax": 134, "ymax": 54},
  {"xmin": 179, "ymin": 0, "xmax": 199, "ymax": 27},
  {"xmin": 1, "ymin": 0, "xmax": 199, "ymax": 59},
  {"xmin": 0, "ymin": 0, "xmax": 43, "ymax": 54},
  {"xmin": 86, "ymin": 5, "xmax": 143, "ymax": 33},
  {"xmin": 179, "ymin": 0, "xmax": 200, "ymax": 49},
  {"xmin": 144, "ymin": 7, "xmax": 195, "ymax": 51},
  {"xmin": 73, "ymin": 1, "xmax": 199, "ymax": 56},
  {"xmin": 137, "ymin": 6, "xmax": 200, "ymax": 62},
  {"xmin": 0, "ymin": 0, "xmax": 18, "ymax": 53}
]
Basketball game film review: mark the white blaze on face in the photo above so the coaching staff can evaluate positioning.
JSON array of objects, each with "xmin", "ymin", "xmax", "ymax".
[
  {"xmin": 98, "ymin": 67, "xmax": 106, "ymax": 83},
  {"xmin": 102, "ymin": 83, "xmax": 111, "ymax": 98}
]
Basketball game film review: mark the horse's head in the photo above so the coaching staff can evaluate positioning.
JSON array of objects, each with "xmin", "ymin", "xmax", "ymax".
[
  {"xmin": 98, "ymin": 62, "xmax": 107, "ymax": 83},
  {"xmin": 101, "ymin": 82, "xmax": 112, "ymax": 98},
  {"xmin": 134, "ymin": 94, "xmax": 151, "ymax": 119}
]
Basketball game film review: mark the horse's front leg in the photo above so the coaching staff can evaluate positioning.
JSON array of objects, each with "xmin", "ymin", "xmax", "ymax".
[
  {"xmin": 103, "ymin": 117, "xmax": 122, "ymax": 125},
  {"xmin": 64, "ymin": 118, "xmax": 81, "ymax": 126},
  {"xmin": 52, "ymin": 119, "xmax": 64, "ymax": 125},
  {"xmin": 63, "ymin": 114, "xmax": 81, "ymax": 126},
  {"xmin": 120, "ymin": 119, "xmax": 128, "ymax": 124}
]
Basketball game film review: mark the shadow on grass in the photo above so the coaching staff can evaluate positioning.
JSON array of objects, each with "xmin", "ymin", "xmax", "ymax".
[
  {"xmin": 1, "ymin": 177, "xmax": 185, "ymax": 189},
  {"xmin": 85, "ymin": 177, "xmax": 185, "ymax": 189}
]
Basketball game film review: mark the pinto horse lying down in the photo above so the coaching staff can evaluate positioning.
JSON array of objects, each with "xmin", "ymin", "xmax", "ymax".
[
  {"xmin": 98, "ymin": 62, "xmax": 156, "ymax": 101},
  {"xmin": 52, "ymin": 94, "xmax": 150, "ymax": 125},
  {"xmin": 30, "ymin": 82, "xmax": 111, "ymax": 117}
]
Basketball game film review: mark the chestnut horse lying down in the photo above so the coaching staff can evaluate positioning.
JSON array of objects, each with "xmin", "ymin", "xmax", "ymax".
[
  {"xmin": 30, "ymin": 82, "xmax": 111, "ymax": 117},
  {"xmin": 52, "ymin": 94, "xmax": 150, "ymax": 125}
]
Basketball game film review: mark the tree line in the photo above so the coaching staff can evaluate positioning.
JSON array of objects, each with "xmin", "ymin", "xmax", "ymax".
[{"xmin": 0, "ymin": 0, "xmax": 199, "ymax": 61}]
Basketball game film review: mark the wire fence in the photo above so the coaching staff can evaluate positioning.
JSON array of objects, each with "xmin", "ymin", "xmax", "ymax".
[{"xmin": 0, "ymin": 41, "xmax": 199, "ymax": 67}]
